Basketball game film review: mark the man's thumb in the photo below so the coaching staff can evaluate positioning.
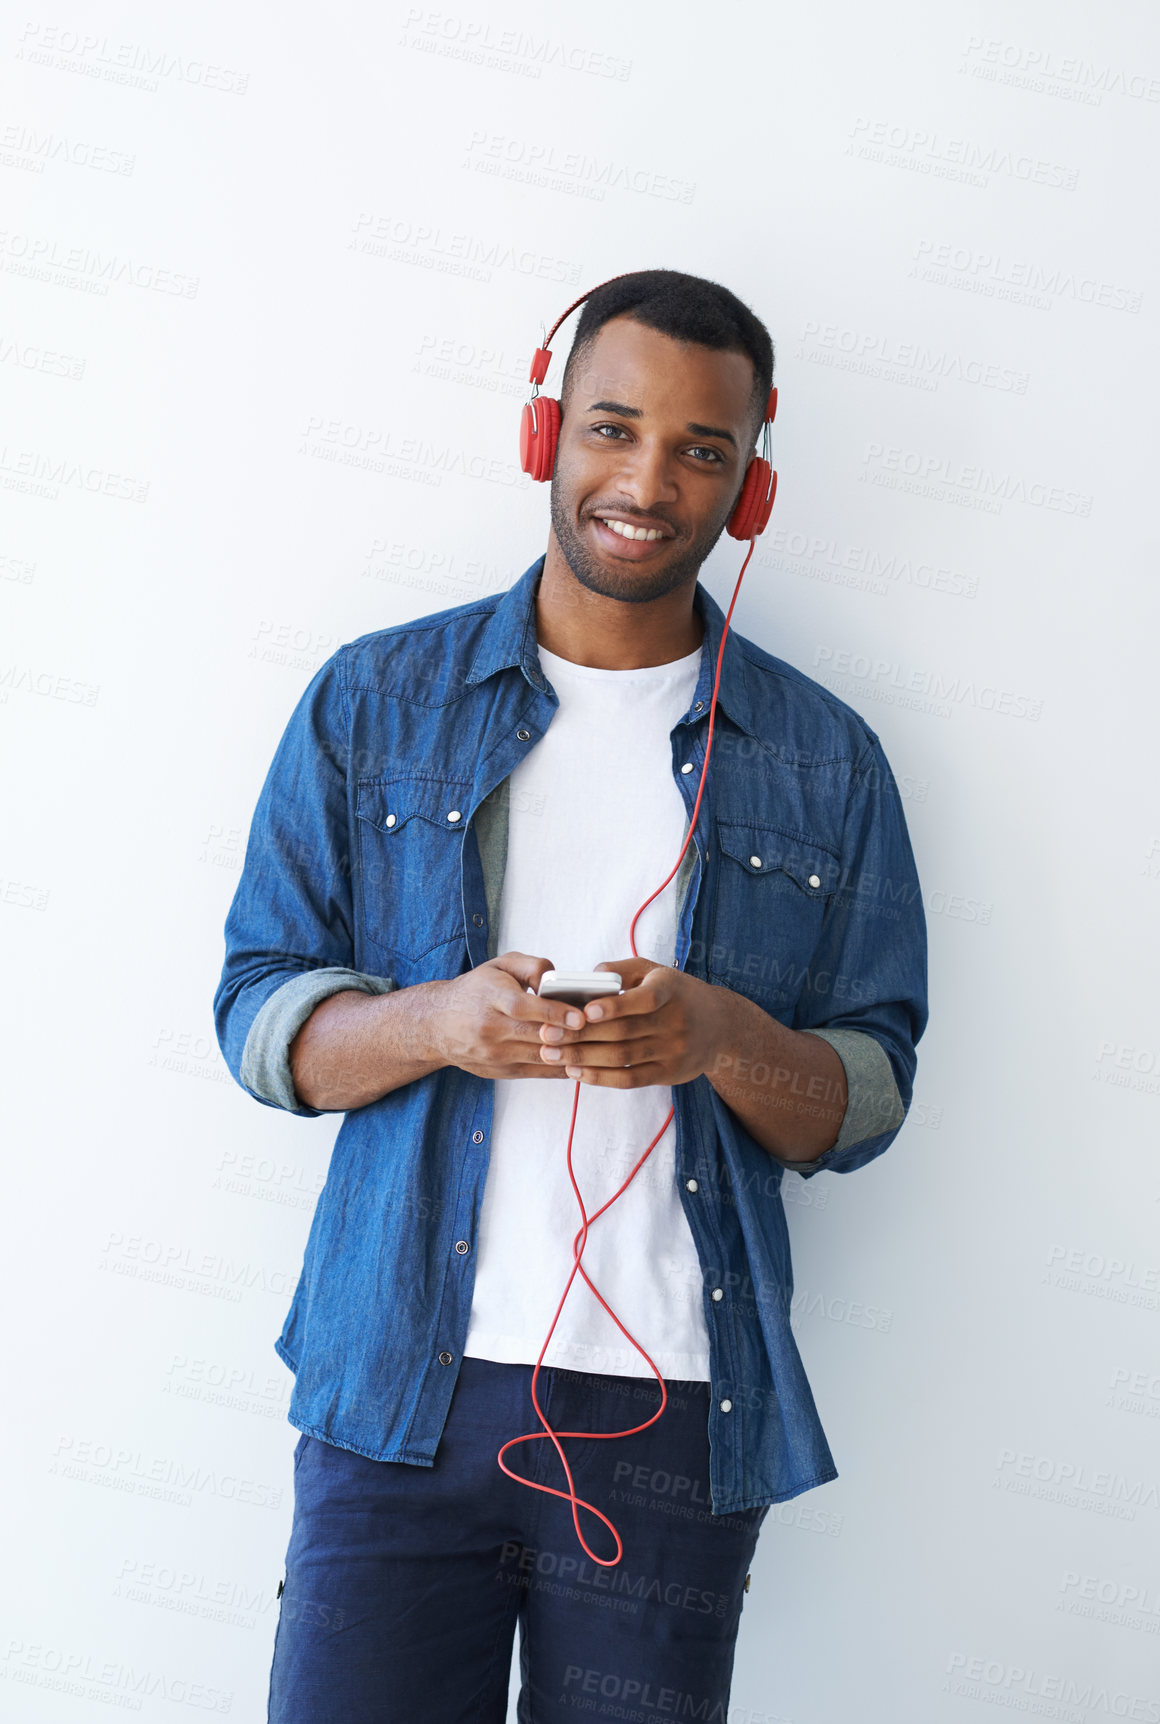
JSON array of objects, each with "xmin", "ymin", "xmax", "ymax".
[{"xmin": 493, "ymin": 951, "xmax": 554, "ymax": 990}]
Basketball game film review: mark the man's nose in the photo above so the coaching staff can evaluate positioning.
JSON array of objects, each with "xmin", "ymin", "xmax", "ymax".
[{"xmin": 611, "ymin": 440, "xmax": 680, "ymax": 508}]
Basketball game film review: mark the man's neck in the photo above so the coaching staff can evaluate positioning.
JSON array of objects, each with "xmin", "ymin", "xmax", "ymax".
[{"xmin": 534, "ymin": 554, "xmax": 704, "ymax": 671}]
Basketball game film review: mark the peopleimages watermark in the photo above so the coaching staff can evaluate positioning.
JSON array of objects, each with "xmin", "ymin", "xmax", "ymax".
[
  {"xmin": 942, "ymin": 1650, "xmax": 1157, "ymax": 1724},
  {"xmin": 761, "ymin": 525, "xmax": 979, "ymax": 600},
  {"xmin": 114, "ymin": 1555, "xmax": 278, "ymax": 1631},
  {"xmin": 796, "ymin": 319, "xmax": 1028, "ymax": 395},
  {"xmin": 861, "ymin": 441, "xmax": 1091, "ymax": 517},
  {"xmin": 813, "ymin": 646, "xmax": 1044, "ymax": 723},
  {"xmin": 398, "ymin": 9, "xmax": 632, "ymax": 80},
  {"xmin": 959, "ymin": 35, "xmax": 1160, "ymax": 106},
  {"xmin": 349, "ymin": 210, "xmax": 582, "ymax": 286},
  {"xmin": 1058, "ymin": 1568, "xmax": 1160, "ymax": 1633},
  {"xmin": 0, "ymin": 662, "xmax": 99, "ymax": 705},
  {"xmin": 1109, "ymin": 1365, "xmax": 1160, "ymax": 1420},
  {"xmin": 49, "ymin": 1433, "xmax": 283, "ymax": 1511},
  {"xmin": 15, "ymin": 21, "xmax": 249, "ymax": 93},
  {"xmin": 463, "ymin": 129, "xmax": 695, "ymax": 203},
  {"xmin": 0, "ymin": 1638, "xmax": 234, "ymax": 1712},
  {"xmin": 298, "ymin": 412, "xmax": 530, "ymax": 490},
  {"xmin": 0, "ymin": 876, "xmax": 50, "ymax": 911},
  {"xmin": 994, "ymin": 1447, "xmax": 1160, "ymax": 1521},
  {"xmin": 0, "ymin": 442, "xmax": 149, "ymax": 502},
  {"xmin": 0, "ymin": 227, "xmax": 199, "ymax": 297},
  {"xmin": 0, "ymin": 332, "xmax": 85, "ymax": 379},
  {"xmin": 0, "ymin": 121, "xmax": 135, "ymax": 176},
  {"xmin": 1093, "ymin": 1040, "xmax": 1160, "ymax": 1099},
  {"xmin": 1044, "ymin": 1242, "xmax": 1160, "ymax": 1310},
  {"xmin": 910, "ymin": 238, "xmax": 1142, "ymax": 314},
  {"xmin": 847, "ymin": 115, "xmax": 1078, "ymax": 189}
]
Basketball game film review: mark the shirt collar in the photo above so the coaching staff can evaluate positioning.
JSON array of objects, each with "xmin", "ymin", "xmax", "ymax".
[{"xmin": 465, "ymin": 554, "xmax": 760, "ymax": 740}]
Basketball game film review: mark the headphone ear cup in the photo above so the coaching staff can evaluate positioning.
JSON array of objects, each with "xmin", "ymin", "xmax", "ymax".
[
  {"xmin": 726, "ymin": 457, "xmax": 777, "ymax": 539},
  {"xmin": 519, "ymin": 396, "xmax": 561, "ymax": 482}
]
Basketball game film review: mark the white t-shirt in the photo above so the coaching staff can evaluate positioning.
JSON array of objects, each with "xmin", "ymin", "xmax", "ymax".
[{"xmin": 463, "ymin": 641, "xmax": 712, "ymax": 1382}]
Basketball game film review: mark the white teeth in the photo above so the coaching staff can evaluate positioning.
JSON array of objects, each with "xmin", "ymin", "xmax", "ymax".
[{"xmin": 598, "ymin": 518, "xmax": 665, "ymax": 542}]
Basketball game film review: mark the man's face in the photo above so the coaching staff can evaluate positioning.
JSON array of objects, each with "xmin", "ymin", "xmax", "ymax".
[{"xmin": 548, "ymin": 315, "xmax": 759, "ymax": 605}]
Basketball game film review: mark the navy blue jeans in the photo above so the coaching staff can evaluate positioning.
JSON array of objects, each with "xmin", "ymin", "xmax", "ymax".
[{"xmin": 268, "ymin": 1356, "xmax": 769, "ymax": 1722}]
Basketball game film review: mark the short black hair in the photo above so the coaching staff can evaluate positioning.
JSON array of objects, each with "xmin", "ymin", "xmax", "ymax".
[{"xmin": 558, "ymin": 269, "xmax": 774, "ymax": 448}]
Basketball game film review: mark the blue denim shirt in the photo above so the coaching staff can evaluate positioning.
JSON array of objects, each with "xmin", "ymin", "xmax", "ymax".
[{"xmin": 213, "ymin": 556, "xmax": 928, "ymax": 1513}]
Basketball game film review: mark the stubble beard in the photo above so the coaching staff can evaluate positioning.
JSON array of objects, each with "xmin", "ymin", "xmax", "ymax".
[{"xmin": 548, "ymin": 476, "xmax": 731, "ymax": 606}]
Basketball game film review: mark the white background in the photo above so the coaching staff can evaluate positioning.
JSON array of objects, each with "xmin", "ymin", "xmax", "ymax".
[{"xmin": 2, "ymin": 1, "xmax": 1159, "ymax": 1719}]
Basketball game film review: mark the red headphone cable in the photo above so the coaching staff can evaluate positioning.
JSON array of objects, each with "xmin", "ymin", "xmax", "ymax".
[{"xmin": 495, "ymin": 532, "xmax": 760, "ymax": 1566}]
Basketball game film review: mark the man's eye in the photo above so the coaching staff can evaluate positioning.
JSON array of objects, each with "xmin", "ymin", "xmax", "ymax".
[{"xmin": 589, "ymin": 425, "xmax": 723, "ymax": 462}]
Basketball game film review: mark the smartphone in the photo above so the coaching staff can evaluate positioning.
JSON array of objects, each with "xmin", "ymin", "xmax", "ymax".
[{"xmin": 537, "ymin": 970, "xmax": 622, "ymax": 1007}]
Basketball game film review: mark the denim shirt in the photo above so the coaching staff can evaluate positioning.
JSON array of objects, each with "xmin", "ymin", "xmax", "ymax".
[{"xmin": 213, "ymin": 556, "xmax": 928, "ymax": 1513}]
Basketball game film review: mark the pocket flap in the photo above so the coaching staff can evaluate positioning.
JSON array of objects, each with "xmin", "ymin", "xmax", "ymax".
[
  {"xmin": 716, "ymin": 821, "xmax": 839, "ymax": 895},
  {"xmin": 356, "ymin": 777, "xmax": 474, "ymax": 835}
]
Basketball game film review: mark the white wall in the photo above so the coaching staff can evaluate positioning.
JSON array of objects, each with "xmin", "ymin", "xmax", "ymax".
[{"xmin": 3, "ymin": 1, "xmax": 1158, "ymax": 1718}]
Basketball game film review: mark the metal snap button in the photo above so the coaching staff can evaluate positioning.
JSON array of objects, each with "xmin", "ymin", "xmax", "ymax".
[
  {"xmin": 694, "ymin": 701, "xmax": 704, "ymax": 712},
  {"xmin": 517, "ymin": 729, "xmax": 531, "ymax": 741},
  {"xmin": 472, "ymin": 913, "xmax": 484, "ymax": 926},
  {"xmin": 808, "ymin": 874, "xmax": 821, "ymax": 888},
  {"xmin": 385, "ymin": 814, "xmax": 396, "ymax": 828},
  {"xmin": 720, "ymin": 1398, "xmax": 733, "ymax": 1413},
  {"xmin": 447, "ymin": 810, "xmax": 461, "ymax": 823},
  {"xmin": 711, "ymin": 1287, "xmax": 724, "ymax": 1302},
  {"xmin": 680, "ymin": 762, "xmax": 694, "ymax": 774},
  {"xmin": 454, "ymin": 1240, "xmax": 470, "ymax": 1255},
  {"xmin": 438, "ymin": 1351, "xmax": 453, "ymax": 1366},
  {"xmin": 686, "ymin": 1178, "xmax": 698, "ymax": 1192},
  {"xmin": 749, "ymin": 855, "xmax": 762, "ymax": 869},
  {"xmin": 472, "ymin": 1130, "xmax": 484, "ymax": 1144}
]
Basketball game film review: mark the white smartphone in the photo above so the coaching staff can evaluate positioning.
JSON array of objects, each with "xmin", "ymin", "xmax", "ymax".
[{"xmin": 537, "ymin": 970, "xmax": 622, "ymax": 1007}]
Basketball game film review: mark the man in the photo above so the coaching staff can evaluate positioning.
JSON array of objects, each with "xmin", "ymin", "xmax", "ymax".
[{"xmin": 214, "ymin": 269, "xmax": 928, "ymax": 1722}]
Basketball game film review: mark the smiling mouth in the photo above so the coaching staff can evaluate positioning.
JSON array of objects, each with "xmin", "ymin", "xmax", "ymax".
[{"xmin": 588, "ymin": 513, "xmax": 676, "ymax": 549}]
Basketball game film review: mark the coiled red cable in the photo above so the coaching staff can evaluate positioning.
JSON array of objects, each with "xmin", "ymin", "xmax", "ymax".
[{"xmin": 496, "ymin": 535, "xmax": 758, "ymax": 1565}]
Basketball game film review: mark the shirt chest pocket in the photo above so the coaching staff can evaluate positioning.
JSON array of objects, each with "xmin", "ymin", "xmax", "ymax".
[
  {"xmin": 709, "ymin": 820, "xmax": 840, "ymax": 1004},
  {"xmin": 355, "ymin": 777, "xmax": 472, "ymax": 964}
]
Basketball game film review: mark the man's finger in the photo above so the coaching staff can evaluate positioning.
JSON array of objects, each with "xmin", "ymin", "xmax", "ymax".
[
  {"xmin": 595, "ymin": 957, "xmax": 654, "ymax": 986},
  {"xmin": 543, "ymin": 1031, "xmax": 657, "ymax": 1067},
  {"xmin": 502, "ymin": 988, "xmax": 584, "ymax": 1030},
  {"xmin": 543, "ymin": 1012, "xmax": 651, "ymax": 1044},
  {"xmin": 563, "ymin": 1061, "xmax": 668, "ymax": 1088},
  {"xmin": 584, "ymin": 979, "xmax": 669, "ymax": 1020},
  {"xmin": 491, "ymin": 950, "xmax": 555, "ymax": 990},
  {"xmin": 487, "ymin": 959, "xmax": 580, "ymax": 1028}
]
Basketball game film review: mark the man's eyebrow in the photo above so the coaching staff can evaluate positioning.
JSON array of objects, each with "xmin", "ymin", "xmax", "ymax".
[
  {"xmin": 586, "ymin": 400, "xmax": 738, "ymax": 450},
  {"xmin": 686, "ymin": 420, "xmax": 737, "ymax": 450}
]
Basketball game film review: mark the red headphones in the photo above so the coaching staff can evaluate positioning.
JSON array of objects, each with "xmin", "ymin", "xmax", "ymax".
[{"xmin": 518, "ymin": 275, "xmax": 778, "ymax": 539}]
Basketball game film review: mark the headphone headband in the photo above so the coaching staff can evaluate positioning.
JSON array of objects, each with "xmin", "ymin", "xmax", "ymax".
[
  {"xmin": 518, "ymin": 277, "xmax": 778, "ymax": 536},
  {"xmin": 527, "ymin": 272, "xmax": 638, "ymax": 387}
]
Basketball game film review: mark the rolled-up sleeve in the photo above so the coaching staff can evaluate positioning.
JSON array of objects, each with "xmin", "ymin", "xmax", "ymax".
[
  {"xmin": 212, "ymin": 648, "xmax": 394, "ymax": 1117},
  {"xmin": 775, "ymin": 734, "xmax": 929, "ymax": 1178}
]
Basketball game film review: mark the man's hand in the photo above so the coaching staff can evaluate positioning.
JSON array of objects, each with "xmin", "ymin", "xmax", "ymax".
[
  {"xmin": 289, "ymin": 953, "xmax": 584, "ymax": 1111},
  {"xmin": 535, "ymin": 957, "xmax": 848, "ymax": 1160},
  {"xmin": 535, "ymin": 958, "xmax": 726, "ymax": 1088},
  {"xmin": 431, "ymin": 952, "xmax": 586, "ymax": 1081}
]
